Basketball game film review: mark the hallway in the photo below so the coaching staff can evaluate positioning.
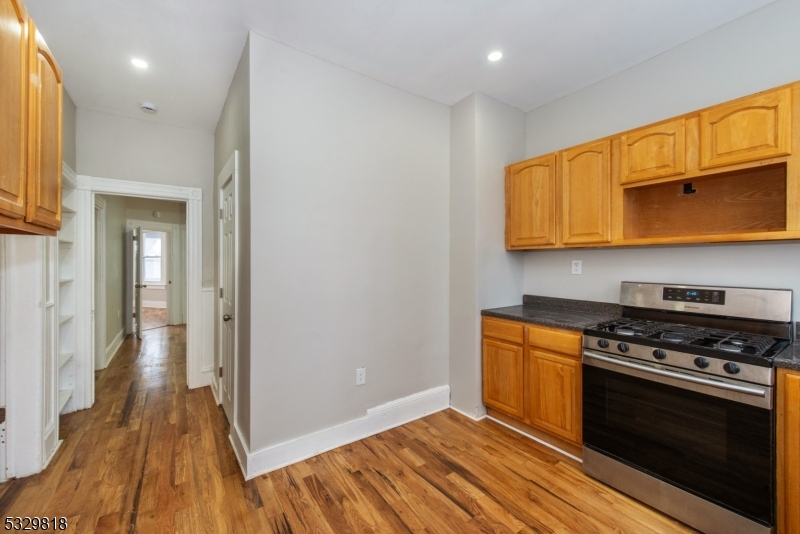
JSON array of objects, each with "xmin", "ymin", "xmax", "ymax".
[{"xmin": 0, "ymin": 326, "xmax": 692, "ymax": 533}]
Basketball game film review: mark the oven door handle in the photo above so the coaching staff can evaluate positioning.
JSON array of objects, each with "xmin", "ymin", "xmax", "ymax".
[{"xmin": 583, "ymin": 351, "xmax": 767, "ymax": 398}]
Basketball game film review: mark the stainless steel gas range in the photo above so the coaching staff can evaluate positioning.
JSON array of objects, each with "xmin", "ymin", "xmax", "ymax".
[{"xmin": 582, "ymin": 282, "xmax": 793, "ymax": 534}]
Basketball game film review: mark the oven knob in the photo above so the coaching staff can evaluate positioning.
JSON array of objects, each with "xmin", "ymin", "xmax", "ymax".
[
  {"xmin": 617, "ymin": 342, "xmax": 629, "ymax": 353},
  {"xmin": 597, "ymin": 339, "xmax": 609, "ymax": 348},
  {"xmin": 723, "ymin": 362, "xmax": 741, "ymax": 374},
  {"xmin": 653, "ymin": 349, "xmax": 667, "ymax": 360},
  {"xmin": 694, "ymin": 357, "xmax": 710, "ymax": 369}
]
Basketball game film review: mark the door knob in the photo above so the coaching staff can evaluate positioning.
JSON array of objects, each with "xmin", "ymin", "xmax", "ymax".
[{"xmin": 223, "ymin": 314, "xmax": 233, "ymax": 321}]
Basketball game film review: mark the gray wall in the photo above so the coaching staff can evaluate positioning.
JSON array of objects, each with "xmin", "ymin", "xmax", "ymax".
[
  {"xmin": 524, "ymin": 0, "xmax": 800, "ymax": 318},
  {"xmin": 76, "ymin": 109, "xmax": 215, "ymax": 285},
  {"xmin": 450, "ymin": 93, "xmax": 525, "ymax": 418},
  {"xmin": 214, "ymin": 37, "xmax": 251, "ymax": 445},
  {"xmin": 62, "ymin": 89, "xmax": 76, "ymax": 170},
  {"xmin": 247, "ymin": 33, "xmax": 450, "ymax": 452}
]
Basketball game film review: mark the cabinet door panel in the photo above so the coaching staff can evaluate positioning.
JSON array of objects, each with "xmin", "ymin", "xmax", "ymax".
[
  {"xmin": 620, "ymin": 118, "xmax": 686, "ymax": 184},
  {"xmin": 482, "ymin": 339, "xmax": 524, "ymax": 419},
  {"xmin": 506, "ymin": 154, "xmax": 557, "ymax": 247},
  {"xmin": 25, "ymin": 19, "xmax": 61, "ymax": 230},
  {"xmin": 562, "ymin": 140, "xmax": 611, "ymax": 244},
  {"xmin": 0, "ymin": 0, "xmax": 28, "ymax": 219},
  {"xmin": 700, "ymin": 88, "xmax": 791, "ymax": 169},
  {"xmin": 529, "ymin": 349, "xmax": 581, "ymax": 444}
]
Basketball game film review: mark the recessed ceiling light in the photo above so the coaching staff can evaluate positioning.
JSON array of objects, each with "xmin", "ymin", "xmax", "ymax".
[
  {"xmin": 487, "ymin": 51, "xmax": 503, "ymax": 62},
  {"xmin": 131, "ymin": 58, "xmax": 148, "ymax": 69}
]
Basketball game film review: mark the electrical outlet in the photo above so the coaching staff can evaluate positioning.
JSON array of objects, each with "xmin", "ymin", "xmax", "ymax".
[
  {"xmin": 356, "ymin": 367, "xmax": 366, "ymax": 386},
  {"xmin": 571, "ymin": 260, "xmax": 582, "ymax": 275}
]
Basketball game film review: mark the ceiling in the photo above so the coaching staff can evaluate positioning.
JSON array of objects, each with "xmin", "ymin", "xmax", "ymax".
[{"xmin": 25, "ymin": 0, "xmax": 777, "ymax": 134}]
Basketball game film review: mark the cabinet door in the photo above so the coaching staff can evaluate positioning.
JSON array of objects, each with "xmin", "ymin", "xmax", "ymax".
[
  {"xmin": 0, "ymin": 0, "xmax": 28, "ymax": 220},
  {"xmin": 700, "ymin": 88, "xmax": 791, "ymax": 169},
  {"xmin": 529, "ymin": 349, "xmax": 581, "ymax": 444},
  {"xmin": 620, "ymin": 118, "xmax": 686, "ymax": 184},
  {"xmin": 562, "ymin": 140, "xmax": 611, "ymax": 244},
  {"xmin": 25, "ymin": 19, "xmax": 62, "ymax": 230},
  {"xmin": 482, "ymin": 339, "xmax": 524, "ymax": 419},
  {"xmin": 506, "ymin": 154, "xmax": 557, "ymax": 248},
  {"xmin": 778, "ymin": 368, "xmax": 800, "ymax": 534}
]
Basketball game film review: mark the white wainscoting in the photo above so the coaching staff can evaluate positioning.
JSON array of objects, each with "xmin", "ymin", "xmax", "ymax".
[
  {"xmin": 232, "ymin": 385, "xmax": 450, "ymax": 480},
  {"xmin": 104, "ymin": 329, "xmax": 125, "ymax": 368}
]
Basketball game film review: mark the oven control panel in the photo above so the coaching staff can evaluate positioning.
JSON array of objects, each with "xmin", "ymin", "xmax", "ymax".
[{"xmin": 662, "ymin": 287, "xmax": 725, "ymax": 305}]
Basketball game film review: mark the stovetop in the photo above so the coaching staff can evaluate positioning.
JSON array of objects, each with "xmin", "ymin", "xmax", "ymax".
[{"xmin": 584, "ymin": 318, "xmax": 790, "ymax": 367}]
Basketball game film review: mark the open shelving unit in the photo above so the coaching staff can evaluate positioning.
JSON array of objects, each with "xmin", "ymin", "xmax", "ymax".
[{"xmin": 57, "ymin": 175, "xmax": 78, "ymax": 414}]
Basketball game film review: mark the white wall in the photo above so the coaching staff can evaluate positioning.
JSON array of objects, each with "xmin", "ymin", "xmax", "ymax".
[
  {"xmin": 449, "ymin": 93, "xmax": 525, "ymax": 418},
  {"xmin": 247, "ymin": 33, "xmax": 450, "ymax": 452},
  {"xmin": 62, "ymin": 90, "xmax": 77, "ymax": 171},
  {"xmin": 524, "ymin": 0, "xmax": 800, "ymax": 318},
  {"xmin": 76, "ymin": 109, "xmax": 214, "ymax": 285}
]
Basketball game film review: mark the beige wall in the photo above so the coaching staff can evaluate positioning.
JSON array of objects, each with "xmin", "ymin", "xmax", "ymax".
[
  {"xmin": 214, "ymin": 37, "xmax": 250, "ymax": 444},
  {"xmin": 62, "ymin": 89, "xmax": 76, "ymax": 170}
]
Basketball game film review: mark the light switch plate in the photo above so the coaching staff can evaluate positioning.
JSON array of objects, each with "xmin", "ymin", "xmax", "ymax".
[{"xmin": 356, "ymin": 367, "xmax": 366, "ymax": 386}]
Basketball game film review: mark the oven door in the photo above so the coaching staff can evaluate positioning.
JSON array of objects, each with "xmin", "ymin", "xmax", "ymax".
[{"xmin": 583, "ymin": 350, "xmax": 775, "ymax": 527}]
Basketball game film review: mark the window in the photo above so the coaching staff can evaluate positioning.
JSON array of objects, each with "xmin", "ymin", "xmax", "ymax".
[{"xmin": 143, "ymin": 231, "xmax": 165, "ymax": 284}]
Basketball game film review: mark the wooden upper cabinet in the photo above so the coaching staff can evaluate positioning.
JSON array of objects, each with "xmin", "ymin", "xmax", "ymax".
[
  {"xmin": 482, "ymin": 338, "xmax": 524, "ymax": 419},
  {"xmin": 561, "ymin": 140, "xmax": 611, "ymax": 244},
  {"xmin": 25, "ymin": 18, "xmax": 62, "ymax": 230},
  {"xmin": 528, "ymin": 349, "xmax": 581, "ymax": 445},
  {"xmin": 620, "ymin": 118, "xmax": 686, "ymax": 184},
  {"xmin": 505, "ymin": 154, "xmax": 557, "ymax": 248},
  {"xmin": 0, "ymin": 0, "xmax": 29, "ymax": 220},
  {"xmin": 700, "ymin": 88, "xmax": 792, "ymax": 169}
]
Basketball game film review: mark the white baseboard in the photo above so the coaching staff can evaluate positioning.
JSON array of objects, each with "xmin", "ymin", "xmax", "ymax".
[
  {"xmin": 199, "ymin": 369, "xmax": 214, "ymax": 388},
  {"xmin": 449, "ymin": 404, "xmax": 487, "ymax": 421},
  {"xmin": 240, "ymin": 385, "xmax": 450, "ymax": 480},
  {"xmin": 229, "ymin": 422, "xmax": 249, "ymax": 477},
  {"xmin": 210, "ymin": 377, "xmax": 221, "ymax": 405},
  {"xmin": 142, "ymin": 301, "xmax": 167, "ymax": 308},
  {"xmin": 105, "ymin": 328, "xmax": 125, "ymax": 366}
]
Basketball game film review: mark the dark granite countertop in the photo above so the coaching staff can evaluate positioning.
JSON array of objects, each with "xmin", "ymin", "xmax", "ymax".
[
  {"xmin": 774, "ymin": 323, "xmax": 800, "ymax": 371},
  {"xmin": 481, "ymin": 295, "xmax": 621, "ymax": 332}
]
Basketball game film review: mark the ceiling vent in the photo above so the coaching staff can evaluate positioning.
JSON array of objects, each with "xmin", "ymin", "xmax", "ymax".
[{"xmin": 140, "ymin": 102, "xmax": 158, "ymax": 114}]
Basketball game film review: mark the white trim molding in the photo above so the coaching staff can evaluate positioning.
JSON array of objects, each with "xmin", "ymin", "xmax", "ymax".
[
  {"xmin": 104, "ymin": 329, "xmax": 125, "ymax": 367},
  {"xmin": 236, "ymin": 385, "xmax": 450, "ymax": 480},
  {"xmin": 77, "ymin": 176, "xmax": 205, "ymax": 394},
  {"xmin": 142, "ymin": 301, "xmax": 167, "ymax": 309},
  {"xmin": 449, "ymin": 405, "xmax": 488, "ymax": 422},
  {"xmin": 486, "ymin": 416, "xmax": 583, "ymax": 463}
]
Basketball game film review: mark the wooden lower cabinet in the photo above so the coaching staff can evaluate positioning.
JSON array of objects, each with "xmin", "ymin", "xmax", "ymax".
[
  {"xmin": 482, "ymin": 317, "xmax": 582, "ymax": 453},
  {"xmin": 482, "ymin": 338, "xmax": 524, "ymax": 418},
  {"xmin": 778, "ymin": 368, "xmax": 800, "ymax": 534},
  {"xmin": 528, "ymin": 349, "xmax": 581, "ymax": 444}
]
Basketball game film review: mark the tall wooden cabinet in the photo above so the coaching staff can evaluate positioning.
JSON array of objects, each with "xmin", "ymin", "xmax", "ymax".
[
  {"xmin": 0, "ymin": 0, "xmax": 62, "ymax": 236},
  {"xmin": 778, "ymin": 368, "xmax": 800, "ymax": 534}
]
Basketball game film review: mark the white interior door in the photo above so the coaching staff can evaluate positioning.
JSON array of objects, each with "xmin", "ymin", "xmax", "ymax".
[
  {"xmin": 134, "ymin": 227, "xmax": 144, "ymax": 339},
  {"xmin": 220, "ymin": 176, "xmax": 236, "ymax": 422}
]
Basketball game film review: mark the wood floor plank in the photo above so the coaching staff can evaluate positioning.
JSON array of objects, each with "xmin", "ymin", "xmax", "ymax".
[{"xmin": 0, "ymin": 324, "xmax": 696, "ymax": 533}]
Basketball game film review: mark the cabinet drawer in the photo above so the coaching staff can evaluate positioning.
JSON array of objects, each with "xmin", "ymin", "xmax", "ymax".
[
  {"xmin": 527, "ymin": 325, "xmax": 581, "ymax": 356},
  {"xmin": 482, "ymin": 317, "xmax": 524, "ymax": 344}
]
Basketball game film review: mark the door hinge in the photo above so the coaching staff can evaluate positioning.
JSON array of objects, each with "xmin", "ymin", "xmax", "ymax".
[
  {"xmin": 219, "ymin": 288, "xmax": 223, "ymax": 298},
  {"xmin": 0, "ymin": 407, "xmax": 6, "ymax": 424},
  {"xmin": 218, "ymin": 367, "xmax": 223, "ymax": 378}
]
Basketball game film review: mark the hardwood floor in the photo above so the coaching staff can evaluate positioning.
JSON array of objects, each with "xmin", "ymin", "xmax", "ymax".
[
  {"xmin": 141, "ymin": 307, "xmax": 168, "ymax": 331},
  {"xmin": 0, "ymin": 325, "xmax": 695, "ymax": 533}
]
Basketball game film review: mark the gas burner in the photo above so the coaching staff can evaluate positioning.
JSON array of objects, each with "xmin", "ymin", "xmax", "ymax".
[
  {"xmin": 616, "ymin": 327, "xmax": 635, "ymax": 336},
  {"xmin": 662, "ymin": 332, "xmax": 687, "ymax": 343}
]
